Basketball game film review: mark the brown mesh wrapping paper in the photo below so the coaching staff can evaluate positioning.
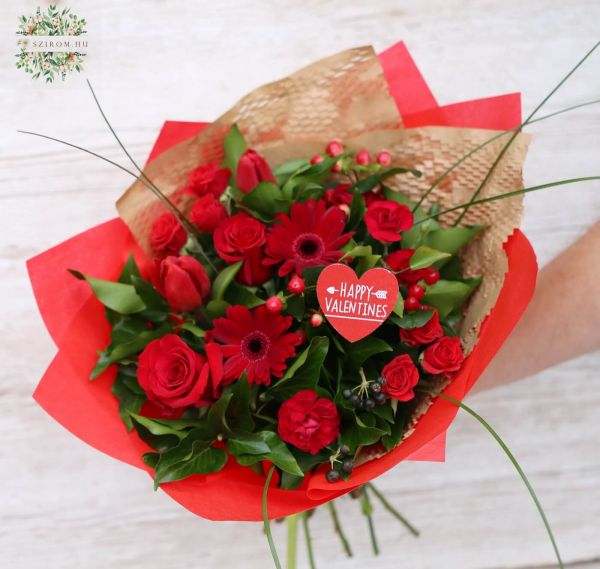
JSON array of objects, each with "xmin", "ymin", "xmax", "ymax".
[{"xmin": 116, "ymin": 46, "xmax": 530, "ymax": 460}]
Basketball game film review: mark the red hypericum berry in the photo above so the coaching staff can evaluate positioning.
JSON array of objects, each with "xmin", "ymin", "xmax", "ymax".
[
  {"xmin": 355, "ymin": 150, "xmax": 371, "ymax": 165},
  {"xmin": 295, "ymin": 328, "xmax": 308, "ymax": 345},
  {"xmin": 408, "ymin": 284, "xmax": 425, "ymax": 300},
  {"xmin": 288, "ymin": 274, "xmax": 305, "ymax": 295},
  {"xmin": 338, "ymin": 204, "xmax": 350, "ymax": 216},
  {"xmin": 310, "ymin": 313, "xmax": 323, "ymax": 327},
  {"xmin": 404, "ymin": 296, "xmax": 420, "ymax": 311},
  {"xmin": 310, "ymin": 155, "xmax": 324, "ymax": 165},
  {"xmin": 326, "ymin": 140, "xmax": 344, "ymax": 157},
  {"xmin": 424, "ymin": 268, "xmax": 440, "ymax": 285},
  {"xmin": 376, "ymin": 150, "xmax": 392, "ymax": 166},
  {"xmin": 331, "ymin": 160, "xmax": 342, "ymax": 173},
  {"xmin": 265, "ymin": 296, "xmax": 283, "ymax": 314}
]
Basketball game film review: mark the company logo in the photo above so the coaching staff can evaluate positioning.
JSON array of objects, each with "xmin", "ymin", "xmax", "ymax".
[{"xmin": 15, "ymin": 5, "xmax": 88, "ymax": 82}]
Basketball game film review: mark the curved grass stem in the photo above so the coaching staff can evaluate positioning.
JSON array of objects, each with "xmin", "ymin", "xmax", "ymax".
[
  {"xmin": 262, "ymin": 466, "xmax": 283, "ymax": 569},
  {"xmin": 366, "ymin": 482, "xmax": 420, "ymax": 537},
  {"xmin": 327, "ymin": 500, "xmax": 353, "ymax": 557},
  {"xmin": 302, "ymin": 512, "xmax": 317, "ymax": 569}
]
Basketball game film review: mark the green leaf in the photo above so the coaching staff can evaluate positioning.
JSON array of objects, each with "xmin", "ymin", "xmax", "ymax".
[
  {"xmin": 224, "ymin": 282, "xmax": 264, "ymax": 309},
  {"xmin": 228, "ymin": 378, "xmax": 255, "ymax": 432},
  {"xmin": 130, "ymin": 413, "xmax": 187, "ymax": 439},
  {"xmin": 344, "ymin": 337, "xmax": 392, "ymax": 371},
  {"xmin": 211, "ymin": 261, "xmax": 242, "ymax": 301},
  {"xmin": 390, "ymin": 309, "xmax": 434, "ymax": 329},
  {"xmin": 131, "ymin": 275, "xmax": 169, "ymax": 321},
  {"xmin": 423, "ymin": 279, "xmax": 480, "ymax": 318},
  {"xmin": 382, "ymin": 405, "xmax": 408, "ymax": 451},
  {"xmin": 222, "ymin": 124, "xmax": 247, "ymax": 177},
  {"xmin": 355, "ymin": 167, "xmax": 422, "ymax": 194},
  {"xmin": 347, "ymin": 190, "xmax": 366, "ymax": 231},
  {"xmin": 264, "ymin": 337, "xmax": 329, "ymax": 401},
  {"xmin": 234, "ymin": 431, "xmax": 303, "ymax": 476},
  {"xmin": 111, "ymin": 367, "xmax": 146, "ymax": 430},
  {"xmin": 179, "ymin": 322, "xmax": 206, "ymax": 338},
  {"xmin": 118, "ymin": 254, "xmax": 141, "ymax": 284},
  {"xmin": 206, "ymin": 299, "xmax": 229, "ymax": 319},
  {"xmin": 341, "ymin": 243, "xmax": 373, "ymax": 260},
  {"xmin": 285, "ymin": 294, "xmax": 305, "ymax": 321},
  {"xmin": 274, "ymin": 158, "xmax": 310, "ymax": 185},
  {"xmin": 423, "ymin": 226, "xmax": 485, "ymax": 256},
  {"xmin": 70, "ymin": 270, "xmax": 145, "ymax": 314},
  {"xmin": 409, "ymin": 246, "xmax": 452, "ymax": 270},
  {"xmin": 392, "ymin": 293, "xmax": 404, "ymax": 318},
  {"xmin": 227, "ymin": 432, "xmax": 271, "ymax": 456},
  {"xmin": 242, "ymin": 181, "xmax": 289, "ymax": 219},
  {"xmin": 207, "ymin": 393, "xmax": 233, "ymax": 437}
]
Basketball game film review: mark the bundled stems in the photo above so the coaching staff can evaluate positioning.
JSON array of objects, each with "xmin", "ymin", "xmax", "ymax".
[
  {"xmin": 262, "ymin": 466, "xmax": 283, "ymax": 569},
  {"xmin": 420, "ymin": 388, "xmax": 565, "ymax": 569},
  {"xmin": 361, "ymin": 487, "xmax": 380, "ymax": 556},
  {"xmin": 302, "ymin": 512, "xmax": 317, "ymax": 569},
  {"xmin": 287, "ymin": 515, "xmax": 299, "ymax": 569},
  {"xmin": 327, "ymin": 500, "xmax": 353, "ymax": 557},
  {"xmin": 367, "ymin": 483, "xmax": 420, "ymax": 537}
]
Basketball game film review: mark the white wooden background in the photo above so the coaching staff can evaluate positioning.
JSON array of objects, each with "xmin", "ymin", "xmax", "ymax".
[{"xmin": 1, "ymin": 1, "xmax": 599, "ymax": 568}]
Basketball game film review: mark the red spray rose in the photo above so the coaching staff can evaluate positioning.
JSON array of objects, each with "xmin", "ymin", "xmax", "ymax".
[
  {"xmin": 150, "ymin": 212, "xmax": 187, "ymax": 257},
  {"xmin": 324, "ymin": 183, "xmax": 353, "ymax": 207},
  {"xmin": 212, "ymin": 305, "xmax": 301, "ymax": 386},
  {"xmin": 277, "ymin": 390, "xmax": 340, "ymax": 454},
  {"xmin": 155, "ymin": 255, "xmax": 211, "ymax": 312},
  {"xmin": 213, "ymin": 213, "xmax": 272, "ymax": 286},
  {"xmin": 381, "ymin": 354, "xmax": 420, "ymax": 402},
  {"xmin": 399, "ymin": 307, "xmax": 443, "ymax": 347},
  {"xmin": 364, "ymin": 200, "xmax": 414, "ymax": 242},
  {"xmin": 137, "ymin": 334, "xmax": 222, "ymax": 409},
  {"xmin": 385, "ymin": 249, "xmax": 428, "ymax": 286},
  {"xmin": 183, "ymin": 163, "xmax": 231, "ymax": 198},
  {"xmin": 236, "ymin": 149, "xmax": 277, "ymax": 194},
  {"xmin": 421, "ymin": 336, "xmax": 465, "ymax": 375},
  {"xmin": 264, "ymin": 199, "xmax": 353, "ymax": 276},
  {"xmin": 190, "ymin": 194, "xmax": 228, "ymax": 234}
]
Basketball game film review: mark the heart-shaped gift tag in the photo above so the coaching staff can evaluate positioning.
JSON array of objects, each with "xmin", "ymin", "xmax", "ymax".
[{"xmin": 316, "ymin": 264, "xmax": 399, "ymax": 343}]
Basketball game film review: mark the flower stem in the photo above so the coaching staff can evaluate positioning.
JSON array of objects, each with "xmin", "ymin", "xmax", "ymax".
[
  {"xmin": 302, "ymin": 512, "xmax": 317, "ymax": 569},
  {"xmin": 262, "ymin": 466, "xmax": 282, "ymax": 569},
  {"xmin": 366, "ymin": 482, "xmax": 420, "ymax": 537},
  {"xmin": 421, "ymin": 388, "xmax": 564, "ymax": 569},
  {"xmin": 360, "ymin": 486, "xmax": 380, "ymax": 555},
  {"xmin": 287, "ymin": 514, "xmax": 298, "ymax": 569},
  {"xmin": 327, "ymin": 500, "xmax": 353, "ymax": 557}
]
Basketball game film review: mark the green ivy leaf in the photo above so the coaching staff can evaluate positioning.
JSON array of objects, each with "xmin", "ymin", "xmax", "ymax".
[
  {"xmin": 242, "ymin": 181, "xmax": 289, "ymax": 220},
  {"xmin": 344, "ymin": 337, "xmax": 392, "ymax": 371},
  {"xmin": 390, "ymin": 309, "xmax": 434, "ymax": 330},
  {"xmin": 211, "ymin": 261, "xmax": 242, "ymax": 301},
  {"xmin": 111, "ymin": 367, "xmax": 145, "ymax": 430},
  {"xmin": 409, "ymin": 246, "xmax": 452, "ymax": 270},
  {"xmin": 224, "ymin": 282, "xmax": 264, "ymax": 309},
  {"xmin": 423, "ymin": 279, "xmax": 480, "ymax": 318},
  {"xmin": 69, "ymin": 270, "xmax": 145, "ymax": 314},
  {"xmin": 233, "ymin": 431, "xmax": 303, "ymax": 476},
  {"xmin": 222, "ymin": 124, "xmax": 247, "ymax": 178},
  {"xmin": 131, "ymin": 275, "xmax": 169, "ymax": 322}
]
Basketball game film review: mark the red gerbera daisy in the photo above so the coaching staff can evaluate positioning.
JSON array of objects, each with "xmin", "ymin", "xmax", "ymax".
[
  {"xmin": 264, "ymin": 199, "xmax": 353, "ymax": 276},
  {"xmin": 212, "ymin": 305, "xmax": 301, "ymax": 385}
]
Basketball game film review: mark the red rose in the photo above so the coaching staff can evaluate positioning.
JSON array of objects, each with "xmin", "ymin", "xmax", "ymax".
[
  {"xmin": 183, "ymin": 163, "xmax": 231, "ymax": 198},
  {"xmin": 364, "ymin": 200, "xmax": 414, "ymax": 242},
  {"xmin": 421, "ymin": 336, "xmax": 465, "ymax": 375},
  {"xmin": 385, "ymin": 249, "xmax": 428, "ymax": 286},
  {"xmin": 399, "ymin": 307, "xmax": 444, "ymax": 346},
  {"xmin": 150, "ymin": 212, "xmax": 187, "ymax": 257},
  {"xmin": 190, "ymin": 194, "xmax": 228, "ymax": 234},
  {"xmin": 277, "ymin": 390, "xmax": 340, "ymax": 454},
  {"xmin": 236, "ymin": 149, "xmax": 277, "ymax": 194},
  {"xmin": 381, "ymin": 354, "xmax": 420, "ymax": 402},
  {"xmin": 213, "ymin": 213, "xmax": 272, "ymax": 285},
  {"xmin": 155, "ymin": 255, "xmax": 211, "ymax": 312},
  {"xmin": 137, "ymin": 334, "xmax": 222, "ymax": 409}
]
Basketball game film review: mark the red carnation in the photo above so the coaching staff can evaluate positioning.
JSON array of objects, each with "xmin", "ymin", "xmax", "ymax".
[
  {"xmin": 150, "ymin": 212, "xmax": 187, "ymax": 257},
  {"xmin": 277, "ymin": 390, "xmax": 340, "ymax": 454},
  {"xmin": 264, "ymin": 199, "xmax": 353, "ymax": 276},
  {"xmin": 137, "ymin": 334, "xmax": 222, "ymax": 409},
  {"xmin": 381, "ymin": 354, "xmax": 420, "ymax": 402},
  {"xmin": 385, "ymin": 249, "xmax": 428, "ymax": 286},
  {"xmin": 213, "ymin": 213, "xmax": 272, "ymax": 286},
  {"xmin": 190, "ymin": 194, "xmax": 228, "ymax": 234},
  {"xmin": 421, "ymin": 336, "xmax": 465, "ymax": 375},
  {"xmin": 365, "ymin": 200, "xmax": 413, "ymax": 242},
  {"xmin": 399, "ymin": 307, "xmax": 443, "ymax": 346},
  {"xmin": 324, "ymin": 183, "xmax": 353, "ymax": 207},
  {"xmin": 183, "ymin": 163, "xmax": 231, "ymax": 198},
  {"xmin": 212, "ymin": 305, "xmax": 301, "ymax": 385},
  {"xmin": 236, "ymin": 149, "xmax": 277, "ymax": 194},
  {"xmin": 154, "ymin": 255, "xmax": 211, "ymax": 313}
]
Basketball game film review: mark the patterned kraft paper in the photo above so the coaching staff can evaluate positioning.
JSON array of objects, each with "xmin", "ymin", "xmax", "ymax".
[{"xmin": 116, "ymin": 45, "xmax": 530, "ymax": 463}]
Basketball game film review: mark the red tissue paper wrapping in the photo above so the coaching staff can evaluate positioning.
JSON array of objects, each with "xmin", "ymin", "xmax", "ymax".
[{"xmin": 28, "ymin": 42, "xmax": 537, "ymax": 521}]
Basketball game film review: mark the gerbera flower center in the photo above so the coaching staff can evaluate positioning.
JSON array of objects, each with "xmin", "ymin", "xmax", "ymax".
[
  {"xmin": 293, "ymin": 233, "xmax": 325, "ymax": 260},
  {"xmin": 241, "ymin": 331, "xmax": 271, "ymax": 361}
]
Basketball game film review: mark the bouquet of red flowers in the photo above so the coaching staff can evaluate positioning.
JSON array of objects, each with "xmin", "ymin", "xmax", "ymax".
[{"xmin": 28, "ymin": 41, "xmax": 598, "ymax": 567}]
